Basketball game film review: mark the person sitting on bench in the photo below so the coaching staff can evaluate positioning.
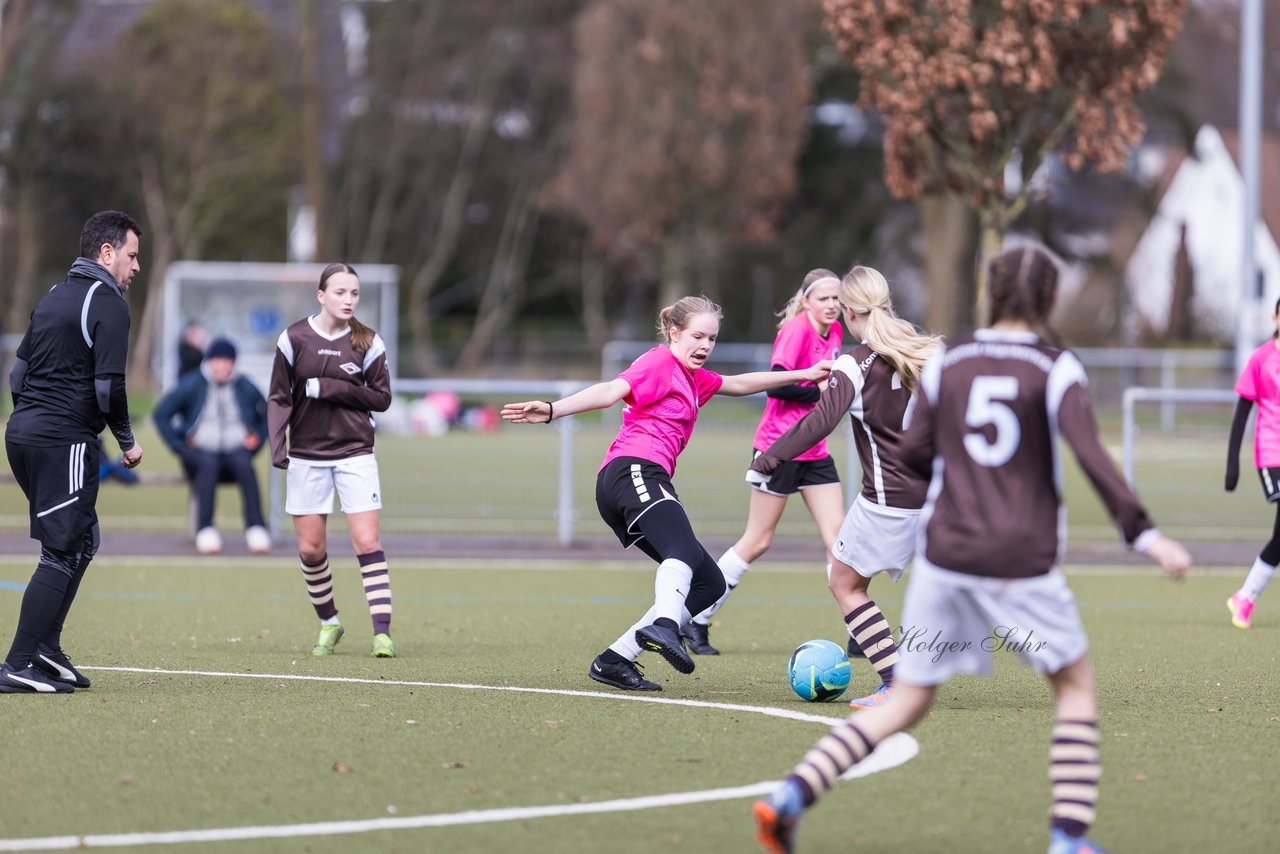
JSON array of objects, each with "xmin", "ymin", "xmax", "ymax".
[{"xmin": 154, "ymin": 337, "xmax": 271, "ymax": 554}]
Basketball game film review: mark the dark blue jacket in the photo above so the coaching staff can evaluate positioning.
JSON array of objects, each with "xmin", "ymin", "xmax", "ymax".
[{"xmin": 153, "ymin": 369, "xmax": 268, "ymax": 456}]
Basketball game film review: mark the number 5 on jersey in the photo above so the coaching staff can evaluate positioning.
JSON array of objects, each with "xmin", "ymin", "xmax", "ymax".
[{"xmin": 964, "ymin": 376, "xmax": 1020, "ymax": 467}]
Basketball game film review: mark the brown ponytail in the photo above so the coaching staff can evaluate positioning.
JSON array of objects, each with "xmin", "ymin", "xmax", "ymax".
[
  {"xmin": 318, "ymin": 262, "xmax": 375, "ymax": 352},
  {"xmin": 987, "ymin": 246, "xmax": 1061, "ymax": 346}
]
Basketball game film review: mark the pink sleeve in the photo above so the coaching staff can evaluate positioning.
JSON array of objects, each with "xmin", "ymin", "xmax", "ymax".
[
  {"xmin": 1236, "ymin": 350, "xmax": 1261, "ymax": 400},
  {"xmin": 769, "ymin": 318, "xmax": 808, "ymax": 371},
  {"xmin": 619, "ymin": 349, "xmax": 670, "ymax": 407},
  {"xmin": 695, "ymin": 370, "xmax": 723, "ymax": 405}
]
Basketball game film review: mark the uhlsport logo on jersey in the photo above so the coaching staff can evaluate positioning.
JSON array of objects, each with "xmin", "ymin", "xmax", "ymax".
[
  {"xmin": 318, "ymin": 348, "xmax": 342, "ymax": 356},
  {"xmin": 339, "ymin": 362, "xmax": 360, "ymax": 375}
]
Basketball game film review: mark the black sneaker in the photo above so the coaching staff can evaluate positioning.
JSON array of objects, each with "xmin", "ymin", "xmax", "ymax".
[
  {"xmin": 846, "ymin": 636, "xmax": 866, "ymax": 659},
  {"xmin": 0, "ymin": 662, "xmax": 75, "ymax": 694},
  {"xmin": 680, "ymin": 621, "xmax": 720, "ymax": 655},
  {"xmin": 588, "ymin": 656, "xmax": 662, "ymax": 691},
  {"xmin": 35, "ymin": 645, "xmax": 91, "ymax": 688},
  {"xmin": 635, "ymin": 622, "xmax": 695, "ymax": 674}
]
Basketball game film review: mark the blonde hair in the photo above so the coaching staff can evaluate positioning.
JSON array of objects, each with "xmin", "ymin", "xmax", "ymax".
[
  {"xmin": 776, "ymin": 268, "xmax": 841, "ymax": 329},
  {"xmin": 840, "ymin": 266, "xmax": 941, "ymax": 391},
  {"xmin": 657, "ymin": 295, "xmax": 723, "ymax": 342},
  {"xmin": 319, "ymin": 262, "xmax": 375, "ymax": 352}
]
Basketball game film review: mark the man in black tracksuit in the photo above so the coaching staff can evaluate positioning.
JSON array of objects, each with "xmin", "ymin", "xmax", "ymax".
[{"xmin": 2, "ymin": 210, "xmax": 144, "ymax": 694}]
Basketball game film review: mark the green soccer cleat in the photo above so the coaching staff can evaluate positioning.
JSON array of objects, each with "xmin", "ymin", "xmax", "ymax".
[
  {"xmin": 371, "ymin": 633, "xmax": 396, "ymax": 658},
  {"xmin": 311, "ymin": 623, "xmax": 345, "ymax": 656}
]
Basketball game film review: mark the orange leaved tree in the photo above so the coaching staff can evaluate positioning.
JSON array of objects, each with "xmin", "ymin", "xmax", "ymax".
[{"xmin": 823, "ymin": 0, "xmax": 1187, "ymax": 331}]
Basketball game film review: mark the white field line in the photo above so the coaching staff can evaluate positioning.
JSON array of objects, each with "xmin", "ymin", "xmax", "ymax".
[{"xmin": 0, "ymin": 666, "xmax": 918, "ymax": 851}]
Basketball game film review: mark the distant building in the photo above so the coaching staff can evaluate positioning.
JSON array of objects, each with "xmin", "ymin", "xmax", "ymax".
[{"xmin": 1125, "ymin": 125, "xmax": 1280, "ymax": 344}]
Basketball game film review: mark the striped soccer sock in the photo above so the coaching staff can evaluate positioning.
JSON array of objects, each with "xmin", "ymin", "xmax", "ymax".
[
  {"xmin": 1049, "ymin": 719, "xmax": 1101, "ymax": 838},
  {"xmin": 299, "ymin": 553, "xmax": 338, "ymax": 621},
  {"xmin": 358, "ymin": 550, "xmax": 392, "ymax": 635},
  {"xmin": 846, "ymin": 601, "xmax": 898, "ymax": 684},
  {"xmin": 787, "ymin": 719, "xmax": 877, "ymax": 807}
]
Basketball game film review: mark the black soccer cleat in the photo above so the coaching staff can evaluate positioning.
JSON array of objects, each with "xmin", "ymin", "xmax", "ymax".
[
  {"xmin": 35, "ymin": 644, "xmax": 91, "ymax": 688},
  {"xmin": 0, "ymin": 661, "xmax": 75, "ymax": 694},
  {"xmin": 635, "ymin": 622, "xmax": 695, "ymax": 674},
  {"xmin": 846, "ymin": 636, "xmax": 866, "ymax": 659},
  {"xmin": 588, "ymin": 655, "xmax": 662, "ymax": 691},
  {"xmin": 680, "ymin": 621, "xmax": 720, "ymax": 655}
]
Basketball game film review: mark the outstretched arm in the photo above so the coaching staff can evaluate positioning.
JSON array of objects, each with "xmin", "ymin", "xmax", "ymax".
[
  {"xmin": 718, "ymin": 360, "xmax": 832, "ymax": 397},
  {"xmin": 1225, "ymin": 396, "xmax": 1254, "ymax": 491},
  {"xmin": 750, "ymin": 374, "xmax": 855, "ymax": 475},
  {"xmin": 502, "ymin": 377, "xmax": 632, "ymax": 424}
]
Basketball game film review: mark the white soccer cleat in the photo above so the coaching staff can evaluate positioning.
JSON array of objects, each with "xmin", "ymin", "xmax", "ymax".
[
  {"xmin": 195, "ymin": 526, "xmax": 223, "ymax": 555},
  {"xmin": 245, "ymin": 526, "xmax": 272, "ymax": 554}
]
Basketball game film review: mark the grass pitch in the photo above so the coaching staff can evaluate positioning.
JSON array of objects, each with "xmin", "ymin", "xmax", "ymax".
[{"xmin": 0, "ymin": 556, "xmax": 1275, "ymax": 853}]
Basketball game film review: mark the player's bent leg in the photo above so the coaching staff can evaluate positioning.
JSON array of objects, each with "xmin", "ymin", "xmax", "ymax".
[
  {"xmin": 629, "ymin": 501, "xmax": 707, "ymax": 674},
  {"xmin": 681, "ymin": 548, "xmax": 726, "ymax": 655},
  {"xmin": 754, "ymin": 682, "xmax": 934, "ymax": 852}
]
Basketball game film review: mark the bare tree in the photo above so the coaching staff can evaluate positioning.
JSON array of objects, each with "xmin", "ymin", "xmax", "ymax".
[
  {"xmin": 330, "ymin": 0, "xmax": 583, "ymax": 375},
  {"xmin": 824, "ymin": 0, "xmax": 1188, "ymax": 331},
  {"xmin": 0, "ymin": 0, "xmax": 76, "ymax": 335},
  {"xmin": 550, "ymin": 0, "xmax": 812, "ymax": 310},
  {"xmin": 90, "ymin": 0, "xmax": 298, "ymax": 388}
]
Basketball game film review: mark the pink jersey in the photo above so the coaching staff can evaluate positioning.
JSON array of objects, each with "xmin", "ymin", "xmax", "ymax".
[
  {"xmin": 751, "ymin": 314, "xmax": 843, "ymax": 461},
  {"xmin": 601, "ymin": 346, "xmax": 724, "ymax": 476},
  {"xmin": 1235, "ymin": 340, "xmax": 1280, "ymax": 468}
]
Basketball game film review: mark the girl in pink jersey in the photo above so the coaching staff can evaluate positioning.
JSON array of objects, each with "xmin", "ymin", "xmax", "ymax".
[
  {"xmin": 502, "ymin": 296, "xmax": 831, "ymax": 692},
  {"xmin": 749, "ymin": 265, "xmax": 940, "ymax": 711},
  {"xmin": 1224, "ymin": 296, "xmax": 1280, "ymax": 628},
  {"xmin": 679, "ymin": 270, "xmax": 845, "ymax": 657},
  {"xmin": 753, "ymin": 246, "xmax": 1190, "ymax": 854}
]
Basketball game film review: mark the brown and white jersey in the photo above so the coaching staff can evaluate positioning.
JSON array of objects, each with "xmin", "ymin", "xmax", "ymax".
[
  {"xmin": 267, "ymin": 316, "xmax": 392, "ymax": 465},
  {"xmin": 751, "ymin": 344, "xmax": 928, "ymax": 510},
  {"xmin": 903, "ymin": 329, "xmax": 1156, "ymax": 580}
]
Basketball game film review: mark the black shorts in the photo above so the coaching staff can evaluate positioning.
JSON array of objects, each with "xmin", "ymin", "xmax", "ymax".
[
  {"xmin": 5, "ymin": 439, "xmax": 100, "ymax": 551},
  {"xmin": 1259, "ymin": 467, "xmax": 1280, "ymax": 503},
  {"xmin": 749, "ymin": 452, "xmax": 839, "ymax": 496},
  {"xmin": 595, "ymin": 457, "xmax": 683, "ymax": 548}
]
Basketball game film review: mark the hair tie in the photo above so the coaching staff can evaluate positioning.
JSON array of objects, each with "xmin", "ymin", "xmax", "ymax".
[{"xmin": 802, "ymin": 275, "xmax": 841, "ymax": 297}]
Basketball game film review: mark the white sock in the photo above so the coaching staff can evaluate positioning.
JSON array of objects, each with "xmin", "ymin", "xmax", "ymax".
[
  {"xmin": 322, "ymin": 615, "xmax": 340, "ymax": 626},
  {"xmin": 654, "ymin": 558, "xmax": 694, "ymax": 624},
  {"xmin": 689, "ymin": 548, "xmax": 752, "ymax": 626},
  {"xmin": 1242, "ymin": 556, "xmax": 1277, "ymax": 601},
  {"xmin": 692, "ymin": 583, "xmax": 733, "ymax": 626},
  {"xmin": 610, "ymin": 606, "xmax": 658, "ymax": 660},
  {"xmin": 717, "ymin": 548, "xmax": 751, "ymax": 586}
]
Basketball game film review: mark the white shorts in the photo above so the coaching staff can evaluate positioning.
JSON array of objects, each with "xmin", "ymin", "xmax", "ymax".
[
  {"xmin": 831, "ymin": 494, "xmax": 921, "ymax": 583},
  {"xmin": 285, "ymin": 454, "xmax": 382, "ymax": 516},
  {"xmin": 894, "ymin": 555, "xmax": 1089, "ymax": 687}
]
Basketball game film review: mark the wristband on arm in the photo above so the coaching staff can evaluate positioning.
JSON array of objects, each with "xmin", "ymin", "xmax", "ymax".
[{"xmin": 545, "ymin": 401, "xmax": 554, "ymax": 424}]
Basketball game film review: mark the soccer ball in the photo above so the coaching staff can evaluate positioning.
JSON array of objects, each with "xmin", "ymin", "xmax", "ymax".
[{"xmin": 788, "ymin": 639, "xmax": 851, "ymax": 702}]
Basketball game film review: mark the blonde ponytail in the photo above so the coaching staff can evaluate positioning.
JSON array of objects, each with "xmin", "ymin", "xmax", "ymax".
[{"xmin": 840, "ymin": 266, "xmax": 941, "ymax": 391}]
